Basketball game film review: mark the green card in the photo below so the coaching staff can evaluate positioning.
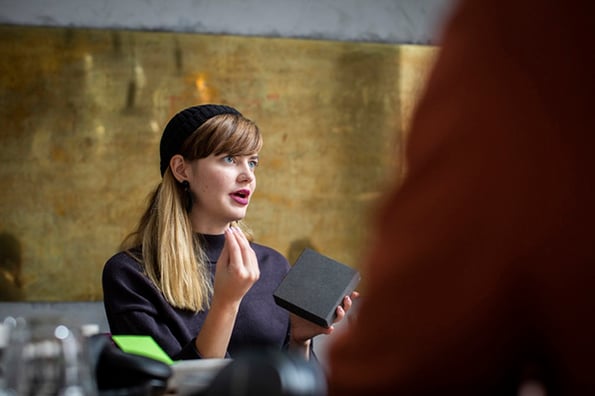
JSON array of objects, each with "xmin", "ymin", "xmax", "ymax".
[{"xmin": 111, "ymin": 335, "xmax": 174, "ymax": 365}]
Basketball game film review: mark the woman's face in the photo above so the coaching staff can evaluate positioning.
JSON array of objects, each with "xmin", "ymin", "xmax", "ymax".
[{"xmin": 188, "ymin": 152, "xmax": 259, "ymax": 234}]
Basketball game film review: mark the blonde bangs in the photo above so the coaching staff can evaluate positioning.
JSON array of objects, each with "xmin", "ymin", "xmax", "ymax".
[{"xmin": 182, "ymin": 114, "xmax": 263, "ymax": 160}]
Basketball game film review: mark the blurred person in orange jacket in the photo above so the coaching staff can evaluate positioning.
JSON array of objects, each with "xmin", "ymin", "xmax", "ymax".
[{"xmin": 327, "ymin": 0, "xmax": 595, "ymax": 394}]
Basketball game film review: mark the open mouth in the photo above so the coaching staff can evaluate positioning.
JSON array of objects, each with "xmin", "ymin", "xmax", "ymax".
[
  {"xmin": 232, "ymin": 189, "xmax": 250, "ymax": 199},
  {"xmin": 230, "ymin": 189, "xmax": 251, "ymax": 205}
]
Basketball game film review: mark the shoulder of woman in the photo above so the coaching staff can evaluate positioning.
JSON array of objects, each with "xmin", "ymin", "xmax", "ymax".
[
  {"xmin": 103, "ymin": 249, "xmax": 144, "ymax": 276},
  {"xmin": 250, "ymin": 243, "xmax": 290, "ymax": 271},
  {"xmin": 250, "ymin": 243, "xmax": 283, "ymax": 258}
]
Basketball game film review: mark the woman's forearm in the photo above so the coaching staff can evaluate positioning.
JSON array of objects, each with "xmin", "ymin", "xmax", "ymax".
[
  {"xmin": 288, "ymin": 338, "xmax": 311, "ymax": 360},
  {"xmin": 194, "ymin": 298, "xmax": 240, "ymax": 358}
]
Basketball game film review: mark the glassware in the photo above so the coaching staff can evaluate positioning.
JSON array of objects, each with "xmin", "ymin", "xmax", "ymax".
[{"xmin": 0, "ymin": 315, "xmax": 98, "ymax": 396}]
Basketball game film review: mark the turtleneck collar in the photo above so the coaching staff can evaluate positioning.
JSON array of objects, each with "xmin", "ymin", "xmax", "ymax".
[{"xmin": 197, "ymin": 233, "xmax": 225, "ymax": 262}]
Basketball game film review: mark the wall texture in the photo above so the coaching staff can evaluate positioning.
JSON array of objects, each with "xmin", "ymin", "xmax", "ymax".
[
  {"xmin": 0, "ymin": 0, "xmax": 453, "ymax": 44},
  {"xmin": 0, "ymin": 25, "xmax": 438, "ymax": 302}
]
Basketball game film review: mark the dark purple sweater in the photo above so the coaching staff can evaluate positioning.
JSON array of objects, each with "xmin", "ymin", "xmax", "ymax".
[{"xmin": 102, "ymin": 234, "xmax": 291, "ymax": 361}]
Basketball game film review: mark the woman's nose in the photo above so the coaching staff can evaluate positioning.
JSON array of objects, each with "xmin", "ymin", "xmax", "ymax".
[
  {"xmin": 238, "ymin": 172, "xmax": 253, "ymax": 184},
  {"xmin": 238, "ymin": 165, "xmax": 254, "ymax": 183}
]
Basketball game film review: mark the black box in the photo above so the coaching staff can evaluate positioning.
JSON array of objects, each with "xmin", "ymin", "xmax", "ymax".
[{"xmin": 273, "ymin": 248, "xmax": 361, "ymax": 328}]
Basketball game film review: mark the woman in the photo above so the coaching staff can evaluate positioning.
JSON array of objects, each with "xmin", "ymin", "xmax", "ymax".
[{"xmin": 102, "ymin": 104, "xmax": 354, "ymax": 361}]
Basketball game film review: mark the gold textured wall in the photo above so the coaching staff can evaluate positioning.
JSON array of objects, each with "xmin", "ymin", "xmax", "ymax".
[{"xmin": 0, "ymin": 25, "xmax": 438, "ymax": 301}]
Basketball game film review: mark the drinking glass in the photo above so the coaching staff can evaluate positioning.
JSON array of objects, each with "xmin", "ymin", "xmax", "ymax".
[{"xmin": 0, "ymin": 315, "xmax": 98, "ymax": 396}]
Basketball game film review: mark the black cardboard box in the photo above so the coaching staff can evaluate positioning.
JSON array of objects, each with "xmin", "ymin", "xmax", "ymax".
[{"xmin": 273, "ymin": 248, "xmax": 361, "ymax": 328}]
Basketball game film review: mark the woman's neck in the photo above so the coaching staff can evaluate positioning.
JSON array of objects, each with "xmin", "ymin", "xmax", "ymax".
[{"xmin": 192, "ymin": 221, "xmax": 230, "ymax": 236}]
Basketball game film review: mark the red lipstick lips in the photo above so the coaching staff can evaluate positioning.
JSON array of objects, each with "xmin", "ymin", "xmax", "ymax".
[{"xmin": 230, "ymin": 189, "xmax": 251, "ymax": 205}]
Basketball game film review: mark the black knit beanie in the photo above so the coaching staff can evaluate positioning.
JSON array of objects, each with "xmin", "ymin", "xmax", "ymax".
[{"xmin": 159, "ymin": 104, "xmax": 241, "ymax": 176}]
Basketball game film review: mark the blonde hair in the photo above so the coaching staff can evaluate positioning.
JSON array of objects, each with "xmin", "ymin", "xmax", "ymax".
[{"xmin": 121, "ymin": 113, "xmax": 262, "ymax": 312}]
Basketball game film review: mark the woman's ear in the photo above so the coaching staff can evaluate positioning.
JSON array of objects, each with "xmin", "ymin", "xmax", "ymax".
[{"xmin": 169, "ymin": 154, "xmax": 188, "ymax": 183}]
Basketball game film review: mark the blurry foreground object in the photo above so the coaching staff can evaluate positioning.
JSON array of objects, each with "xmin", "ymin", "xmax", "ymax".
[
  {"xmin": 0, "ymin": 316, "xmax": 172, "ymax": 396},
  {"xmin": 0, "ymin": 316, "xmax": 97, "ymax": 396},
  {"xmin": 327, "ymin": 0, "xmax": 595, "ymax": 394},
  {"xmin": 88, "ymin": 334, "xmax": 172, "ymax": 396},
  {"xmin": 197, "ymin": 349, "xmax": 327, "ymax": 396}
]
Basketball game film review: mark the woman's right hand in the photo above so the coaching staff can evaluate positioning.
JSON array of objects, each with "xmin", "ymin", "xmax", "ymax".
[
  {"xmin": 212, "ymin": 227, "xmax": 260, "ymax": 306},
  {"xmin": 195, "ymin": 227, "xmax": 260, "ymax": 358}
]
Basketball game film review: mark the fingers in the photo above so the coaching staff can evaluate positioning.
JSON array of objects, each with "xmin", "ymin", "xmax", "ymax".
[
  {"xmin": 321, "ymin": 325, "xmax": 333, "ymax": 334},
  {"xmin": 342, "ymin": 295, "xmax": 352, "ymax": 311},
  {"xmin": 332, "ymin": 293, "xmax": 358, "ymax": 325},
  {"xmin": 225, "ymin": 227, "xmax": 259, "ymax": 279},
  {"xmin": 341, "ymin": 291, "xmax": 360, "ymax": 313},
  {"xmin": 216, "ymin": 229, "xmax": 232, "ymax": 272},
  {"xmin": 289, "ymin": 293, "xmax": 360, "ymax": 341},
  {"xmin": 214, "ymin": 227, "xmax": 260, "ymax": 305},
  {"xmin": 223, "ymin": 227, "xmax": 241, "ymax": 271},
  {"xmin": 230, "ymin": 227, "xmax": 260, "ymax": 280},
  {"xmin": 334, "ymin": 304, "xmax": 346, "ymax": 324}
]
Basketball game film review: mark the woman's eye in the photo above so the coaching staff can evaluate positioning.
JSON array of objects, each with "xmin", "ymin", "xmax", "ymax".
[
  {"xmin": 223, "ymin": 156, "xmax": 234, "ymax": 164},
  {"xmin": 249, "ymin": 160, "xmax": 258, "ymax": 169}
]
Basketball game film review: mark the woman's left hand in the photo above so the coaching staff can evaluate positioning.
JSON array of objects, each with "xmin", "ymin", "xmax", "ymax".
[{"xmin": 289, "ymin": 291, "xmax": 360, "ymax": 347}]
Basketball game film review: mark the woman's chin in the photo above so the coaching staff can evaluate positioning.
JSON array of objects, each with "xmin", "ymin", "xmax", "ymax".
[{"xmin": 228, "ymin": 211, "xmax": 247, "ymax": 222}]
